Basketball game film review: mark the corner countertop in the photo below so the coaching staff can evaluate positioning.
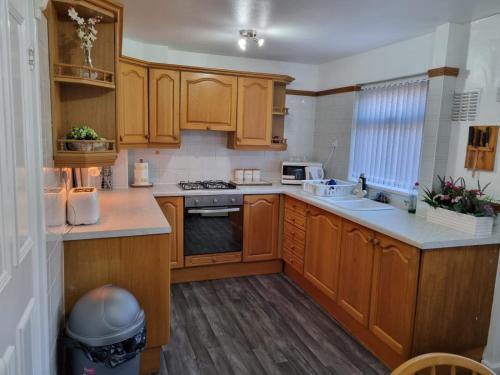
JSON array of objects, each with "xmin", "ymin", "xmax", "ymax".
[
  {"xmin": 153, "ymin": 183, "xmax": 500, "ymax": 250},
  {"xmin": 63, "ymin": 189, "xmax": 171, "ymax": 241}
]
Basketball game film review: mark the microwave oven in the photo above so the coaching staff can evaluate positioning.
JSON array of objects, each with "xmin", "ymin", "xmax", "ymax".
[{"xmin": 281, "ymin": 161, "xmax": 324, "ymax": 185}]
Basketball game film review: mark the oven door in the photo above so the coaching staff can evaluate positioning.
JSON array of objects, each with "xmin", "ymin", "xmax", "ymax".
[{"xmin": 184, "ymin": 206, "xmax": 243, "ymax": 256}]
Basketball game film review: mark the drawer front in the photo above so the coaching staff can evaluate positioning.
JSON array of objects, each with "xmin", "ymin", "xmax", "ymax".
[
  {"xmin": 284, "ymin": 221, "xmax": 306, "ymax": 245},
  {"xmin": 283, "ymin": 248, "xmax": 304, "ymax": 274},
  {"xmin": 185, "ymin": 252, "xmax": 242, "ymax": 267},
  {"xmin": 283, "ymin": 236, "xmax": 305, "ymax": 259},
  {"xmin": 285, "ymin": 197, "xmax": 308, "ymax": 216},
  {"xmin": 284, "ymin": 209, "xmax": 306, "ymax": 230}
]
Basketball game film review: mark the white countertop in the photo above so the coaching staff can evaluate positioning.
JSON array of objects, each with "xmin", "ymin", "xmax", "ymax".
[
  {"xmin": 63, "ymin": 182, "xmax": 500, "ymax": 249},
  {"xmin": 153, "ymin": 183, "xmax": 500, "ymax": 250},
  {"xmin": 63, "ymin": 189, "xmax": 171, "ymax": 241}
]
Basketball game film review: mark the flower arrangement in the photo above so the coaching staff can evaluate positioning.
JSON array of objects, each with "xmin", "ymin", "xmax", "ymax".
[
  {"xmin": 67, "ymin": 7, "xmax": 102, "ymax": 50},
  {"xmin": 66, "ymin": 125, "xmax": 100, "ymax": 140},
  {"xmin": 422, "ymin": 176, "xmax": 496, "ymax": 217}
]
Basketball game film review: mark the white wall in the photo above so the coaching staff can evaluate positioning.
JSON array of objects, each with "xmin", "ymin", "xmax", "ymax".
[
  {"xmin": 447, "ymin": 14, "xmax": 500, "ymax": 198},
  {"xmin": 317, "ymin": 33, "xmax": 435, "ymax": 89},
  {"xmin": 123, "ymin": 38, "xmax": 319, "ymax": 91}
]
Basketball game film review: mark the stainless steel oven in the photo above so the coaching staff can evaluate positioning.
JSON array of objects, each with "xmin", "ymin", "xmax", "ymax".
[{"xmin": 184, "ymin": 195, "xmax": 243, "ymax": 256}]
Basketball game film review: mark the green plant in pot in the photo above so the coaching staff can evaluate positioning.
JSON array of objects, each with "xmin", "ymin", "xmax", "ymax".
[
  {"xmin": 422, "ymin": 176, "xmax": 496, "ymax": 235},
  {"xmin": 66, "ymin": 125, "xmax": 106, "ymax": 151}
]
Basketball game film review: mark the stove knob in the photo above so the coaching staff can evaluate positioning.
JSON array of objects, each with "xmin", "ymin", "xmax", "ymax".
[
  {"xmin": 213, "ymin": 198, "xmax": 218, "ymax": 204},
  {"xmin": 230, "ymin": 198, "xmax": 236, "ymax": 203},
  {"xmin": 194, "ymin": 199, "xmax": 200, "ymax": 205}
]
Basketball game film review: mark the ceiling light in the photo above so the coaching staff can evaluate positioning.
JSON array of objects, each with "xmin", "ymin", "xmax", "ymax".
[
  {"xmin": 238, "ymin": 29, "xmax": 265, "ymax": 51},
  {"xmin": 238, "ymin": 38, "xmax": 247, "ymax": 50}
]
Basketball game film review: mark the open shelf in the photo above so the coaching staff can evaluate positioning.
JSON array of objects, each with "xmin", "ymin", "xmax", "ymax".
[
  {"xmin": 47, "ymin": 0, "xmax": 122, "ymax": 168},
  {"xmin": 53, "ymin": 63, "xmax": 115, "ymax": 89}
]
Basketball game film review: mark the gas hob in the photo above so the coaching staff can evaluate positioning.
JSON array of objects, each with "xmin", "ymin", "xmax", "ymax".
[{"xmin": 178, "ymin": 180, "xmax": 237, "ymax": 191}]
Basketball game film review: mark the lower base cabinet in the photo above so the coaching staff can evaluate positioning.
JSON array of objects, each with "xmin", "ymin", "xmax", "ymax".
[
  {"xmin": 243, "ymin": 194, "xmax": 280, "ymax": 262},
  {"xmin": 282, "ymin": 198, "xmax": 499, "ymax": 369},
  {"xmin": 304, "ymin": 207, "xmax": 341, "ymax": 301},
  {"xmin": 337, "ymin": 220, "xmax": 375, "ymax": 326}
]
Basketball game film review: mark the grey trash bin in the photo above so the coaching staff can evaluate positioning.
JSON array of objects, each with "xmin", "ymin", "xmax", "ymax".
[{"xmin": 66, "ymin": 285, "xmax": 146, "ymax": 375}]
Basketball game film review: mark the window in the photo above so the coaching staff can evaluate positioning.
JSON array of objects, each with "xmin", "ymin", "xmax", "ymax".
[{"xmin": 349, "ymin": 76, "xmax": 428, "ymax": 192}]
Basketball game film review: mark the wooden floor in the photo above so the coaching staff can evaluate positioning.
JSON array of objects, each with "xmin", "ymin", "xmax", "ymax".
[{"xmin": 158, "ymin": 273, "xmax": 389, "ymax": 375}]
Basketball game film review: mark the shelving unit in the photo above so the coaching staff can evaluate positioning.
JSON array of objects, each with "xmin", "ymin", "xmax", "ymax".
[
  {"xmin": 270, "ymin": 81, "xmax": 288, "ymax": 150},
  {"xmin": 47, "ymin": 0, "xmax": 123, "ymax": 167}
]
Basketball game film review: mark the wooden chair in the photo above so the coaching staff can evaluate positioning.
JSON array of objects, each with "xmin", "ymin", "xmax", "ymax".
[{"xmin": 391, "ymin": 353, "xmax": 495, "ymax": 375}]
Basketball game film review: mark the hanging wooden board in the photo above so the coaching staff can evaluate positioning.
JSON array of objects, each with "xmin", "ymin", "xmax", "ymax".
[{"xmin": 464, "ymin": 125, "xmax": 498, "ymax": 172}]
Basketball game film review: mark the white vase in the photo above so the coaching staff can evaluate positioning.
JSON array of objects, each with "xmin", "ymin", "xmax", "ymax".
[{"xmin": 426, "ymin": 207, "xmax": 494, "ymax": 236}]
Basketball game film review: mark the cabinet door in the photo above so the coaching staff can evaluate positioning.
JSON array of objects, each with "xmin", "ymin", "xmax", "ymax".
[
  {"xmin": 304, "ymin": 207, "xmax": 342, "ymax": 300},
  {"xmin": 118, "ymin": 62, "xmax": 149, "ymax": 144},
  {"xmin": 236, "ymin": 77, "xmax": 273, "ymax": 146},
  {"xmin": 243, "ymin": 195, "xmax": 279, "ymax": 262},
  {"xmin": 369, "ymin": 234, "xmax": 420, "ymax": 356},
  {"xmin": 180, "ymin": 72, "xmax": 237, "ymax": 131},
  {"xmin": 156, "ymin": 197, "xmax": 184, "ymax": 269},
  {"xmin": 338, "ymin": 220, "xmax": 375, "ymax": 326},
  {"xmin": 149, "ymin": 68, "xmax": 180, "ymax": 145}
]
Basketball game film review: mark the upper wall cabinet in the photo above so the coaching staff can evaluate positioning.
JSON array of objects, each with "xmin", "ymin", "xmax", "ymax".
[
  {"xmin": 180, "ymin": 72, "xmax": 237, "ymax": 131},
  {"xmin": 233, "ymin": 77, "xmax": 273, "ymax": 146},
  {"xmin": 149, "ymin": 69, "xmax": 180, "ymax": 146},
  {"xmin": 47, "ymin": 0, "xmax": 123, "ymax": 167},
  {"xmin": 118, "ymin": 62, "xmax": 149, "ymax": 145}
]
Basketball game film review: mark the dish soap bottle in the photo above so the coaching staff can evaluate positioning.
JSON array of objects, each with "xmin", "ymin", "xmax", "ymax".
[{"xmin": 408, "ymin": 182, "xmax": 419, "ymax": 214}]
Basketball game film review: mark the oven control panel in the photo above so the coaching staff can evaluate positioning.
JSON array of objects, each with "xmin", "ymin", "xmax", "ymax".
[{"xmin": 185, "ymin": 194, "xmax": 243, "ymax": 208}]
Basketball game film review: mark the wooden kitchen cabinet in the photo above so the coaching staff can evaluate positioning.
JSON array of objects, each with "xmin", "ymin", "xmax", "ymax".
[
  {"xmin": 118, "ymin": 62, "xmax": 149, "ymax": 144},
  {"xmin": 304, "ymin": 206, "xmax": 342, "ymax": 300},
  {"xmin": 243, "ymin": 194, "xmax": 279, "ymax": 262},
  {"xmin": 156, "ymin": 197, "xmax": 184, "ymax": 269},
  {"xmin": 232, "ymin": 77, "xmax": 273, "ymax": 146},
  {"xmin": 180, "ymin": 72, "xmax": 237, "ymax": 131},
  {"xmin": 149, "ymin": 68, "xmax": 180, "ymax": 146},
  {"xmin": 337, "ymin": 220, "xmax": 375, "ymax": 326},
  {"xmin": 369, "ymin": 233, "xmax": 420, "ymax": 356}
]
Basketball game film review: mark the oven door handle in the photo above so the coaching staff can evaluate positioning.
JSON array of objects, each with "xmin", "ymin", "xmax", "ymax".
[{"xmin": 187, "ymin": 207, "xmax": 241, "ymax": 214}]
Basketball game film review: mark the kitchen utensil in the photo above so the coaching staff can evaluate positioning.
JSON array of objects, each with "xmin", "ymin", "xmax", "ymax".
[{"xmin": 234, "ymin": 169, "xmax": 244, "ymax": 181}]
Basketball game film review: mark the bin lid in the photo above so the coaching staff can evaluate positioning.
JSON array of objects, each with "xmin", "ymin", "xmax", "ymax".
[{"xmin": 66, "ymin": 285, "xmax": 145, "ymax": 347}]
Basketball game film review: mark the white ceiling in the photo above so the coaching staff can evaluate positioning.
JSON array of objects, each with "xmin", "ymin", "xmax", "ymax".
[{"xmin": 122, "ymin": 0, "xmax": 500, "ymax": 64}]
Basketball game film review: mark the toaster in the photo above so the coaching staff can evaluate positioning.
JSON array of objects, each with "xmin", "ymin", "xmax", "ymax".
[{"xmin": 67, "ymin": 187, "xmax": 100, "ymax": 225}]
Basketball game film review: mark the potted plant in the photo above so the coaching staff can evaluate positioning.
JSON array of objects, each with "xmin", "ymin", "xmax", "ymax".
[
  {"xmin": 65, "ymin": 125, "xmax": 106, "ymax": 151},
  {"xmin": 422, "ymin": 176, "xmax": 496, "ymax": 236}
]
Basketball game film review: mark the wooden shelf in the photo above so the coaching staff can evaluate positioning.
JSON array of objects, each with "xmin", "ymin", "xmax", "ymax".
[
  {"xmin": 54, "ymin": 151, "xmax": 117, "ymax": 167},
  {"xmin": 53, "ymin": 63, "xmax": 115, "ymax": 89},
  {"xmin": 52, "ymin": 0, "xmax": 115, "ymax": 23},
  {"xmin": 228, "ymin": 142, "xmax": 287, "ymax": 151}
]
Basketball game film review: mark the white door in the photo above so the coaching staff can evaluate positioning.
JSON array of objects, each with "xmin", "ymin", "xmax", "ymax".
[{"xmin": 0, "ymin": 0, "xmax": 48, "ymax": 372}]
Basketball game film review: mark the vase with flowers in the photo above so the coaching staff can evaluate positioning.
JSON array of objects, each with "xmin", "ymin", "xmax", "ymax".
[
  {"xmin": 422, "ymin": 176, "xmax": 496, "ymax": 236},
  {"xmin": 67, "ymin": 7, "xmax": 102, "ymax": 78}
]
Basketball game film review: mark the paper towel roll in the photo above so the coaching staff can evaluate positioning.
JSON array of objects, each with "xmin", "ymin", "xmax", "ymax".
[{"xmin": 134, "ymin": 159, "xmax": 150, "ymax": 185}]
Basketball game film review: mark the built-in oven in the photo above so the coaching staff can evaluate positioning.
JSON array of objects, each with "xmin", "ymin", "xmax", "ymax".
[{"xmin": 184, "ymin": 195, "xmax": 243, "ymax": 256}]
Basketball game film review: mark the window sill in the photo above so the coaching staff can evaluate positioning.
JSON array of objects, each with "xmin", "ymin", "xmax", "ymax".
[{"xmin": 347, "ymin": 178, "xmax": 410, "ymax": 198}]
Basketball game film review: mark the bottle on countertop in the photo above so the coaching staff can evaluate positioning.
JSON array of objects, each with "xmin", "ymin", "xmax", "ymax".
[
  {"xmin": 359, "ymin": 173, "xmax": 367, "ymax": 191},
  {"xmin": 408, "ymin": 182, "xmax": 419, "ymax": 214}
]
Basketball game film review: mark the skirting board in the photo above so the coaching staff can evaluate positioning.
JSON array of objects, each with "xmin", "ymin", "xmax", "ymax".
[{"xmin": 171, "ymin": 259, "xmax": 283, "ymax": 283}]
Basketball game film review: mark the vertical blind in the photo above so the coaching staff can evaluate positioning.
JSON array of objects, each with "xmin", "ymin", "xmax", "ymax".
[{"xmin": 349, "ymin": 76, "xmax": 428, "ymax": 191}]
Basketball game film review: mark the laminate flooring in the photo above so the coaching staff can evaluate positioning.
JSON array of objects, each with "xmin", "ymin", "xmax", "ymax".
[{"xmin": 159, "ymin": 273, "xmax": 389, "ymax": 375}]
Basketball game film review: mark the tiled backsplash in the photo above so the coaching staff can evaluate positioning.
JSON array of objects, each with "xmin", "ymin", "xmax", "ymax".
[{"xmin": 117, "ymin": 95, "xmax": 317, "ymax": 186}]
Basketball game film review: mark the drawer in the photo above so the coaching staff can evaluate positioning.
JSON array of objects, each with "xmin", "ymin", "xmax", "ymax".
[
  {"xmin": 185, "ymin": 252, "xmax": 242, "ymax": 267},
  {"xmin": 282, "ymin": 248, "xmax": 304, "ymax": 274},
  {"xmin": 284, "ymin": 221, "xmax": 306, "ymax": 245},
  {"xmin": 285, "ymin": 197, "xmax": 308, "ymax": 216},
  {"xmin": 284, "ymin": 208, "xmax": 306, "ymax": 230},
  {"xmin": 283, "ymin": 236, "xmax": 305, "ymax": 259}
]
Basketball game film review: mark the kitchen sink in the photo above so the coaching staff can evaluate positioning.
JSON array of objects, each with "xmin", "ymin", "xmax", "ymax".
[{"xmin": 321, "ymin": 197, "xmax": 394, "ymax": 211}]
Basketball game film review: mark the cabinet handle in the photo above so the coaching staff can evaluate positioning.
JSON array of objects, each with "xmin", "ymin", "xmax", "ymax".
[
  {"xmin": 237, "ymin": 137, "xmax": 242, "ymax": 143},
  {"xmin": 145, "ymin": 134, "xmax": 149, "ymax": 140},
  {"xmin": 119, "ymin": 135, "xmax": 123, "ymax": 142},
  {"xmin": 173, "ymin": 135, "xmax": 178, "ymax": 140},
  {"xmin": 372, "ymin": 238, "xmax": 380, "ymax": 246},
  {"xmin": 367, "ymin": 236, "xmax": 374, "ymax": 243},
  {"xmin": 206, "ymin": 126, "xmax": 211, "ymax": 130}
]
